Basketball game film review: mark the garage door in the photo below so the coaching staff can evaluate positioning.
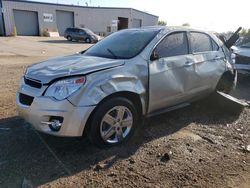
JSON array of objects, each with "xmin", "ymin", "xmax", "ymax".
[
  {"xmin": 132, "ymin": 19, "xmax": 142, "ymax": 28},
  {"xmin": 56, "ymin": 10, "xmax": 74, "ymax": 36},
  {"xmin": 13, "ymin": 10, "xmax": 39, "ymax": 36}
]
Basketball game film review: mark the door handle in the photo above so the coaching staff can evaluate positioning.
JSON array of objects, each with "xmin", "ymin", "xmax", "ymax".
[
  {"xmin": 215, "ymin": 56, "xmax": 222, "ymax": 60},
  {"xmin": 185, "ymin": 61, "xmax": 193, "ymax": 66}
]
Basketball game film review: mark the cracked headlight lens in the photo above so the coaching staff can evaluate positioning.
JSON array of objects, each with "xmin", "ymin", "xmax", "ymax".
[{"xmin": 45, "ymin": 77, "xmax": 86, "ymax": 100}]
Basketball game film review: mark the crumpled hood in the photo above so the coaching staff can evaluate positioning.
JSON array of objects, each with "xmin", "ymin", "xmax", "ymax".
[{"xmin": 25, "ymin": 54, "xmax": 125, "ymax": 83}]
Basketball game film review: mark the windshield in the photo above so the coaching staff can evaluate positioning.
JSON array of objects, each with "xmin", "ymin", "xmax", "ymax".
[
  {"xmin": 84, "ymin": 28, "xmax": 160, "ymax": 59},
  {"xmin": 236, "ymin": 37, "xmax": 250, "ymax": 48},
  {"xmin": 84, "ymin": 28, "xmax": 95, "ymax": 35}
]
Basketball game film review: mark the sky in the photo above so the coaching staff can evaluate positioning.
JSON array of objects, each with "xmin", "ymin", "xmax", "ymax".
[{"xmin": 29, "ymin": 0, "xmax": 250, "ymax": 32}]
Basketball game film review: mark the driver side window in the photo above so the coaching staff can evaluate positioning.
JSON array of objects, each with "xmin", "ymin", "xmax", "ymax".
[
  {"xmin": 155, "ymin": 32, "xmax": 189, "ymax": 58},
  {"xmin": 79, "ymin": 30, "xmax": 86, "ymax": 35}
]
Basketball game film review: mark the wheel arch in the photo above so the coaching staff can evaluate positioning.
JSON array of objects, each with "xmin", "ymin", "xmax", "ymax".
[
  {"xmin": 82, "ymin": 91, "xmax": 144, "ymax": 137},
  {"xmin": 216, "ymin": 69, "xmax": 237, "ymax": 93}
]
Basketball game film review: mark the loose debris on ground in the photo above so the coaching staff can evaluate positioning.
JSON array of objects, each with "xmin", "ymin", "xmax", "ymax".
[{"xmin": 0, "ymin": 37, "xmax": 249, "ymax": 187}]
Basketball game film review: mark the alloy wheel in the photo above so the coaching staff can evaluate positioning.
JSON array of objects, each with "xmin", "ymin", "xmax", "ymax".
[{"xmin": 100, "ymin": 106, "xmax": 133, "ymax": 144}]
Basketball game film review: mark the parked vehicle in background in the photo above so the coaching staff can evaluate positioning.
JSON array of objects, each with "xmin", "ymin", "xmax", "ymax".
[
  {"xmin": 17, "ymin": 26, "xmax": 238, "ymax": 148},
  {"xmin": 231, "ymin": 37, "xmax": 250, "ymax": 75},
  {"xmin": 64, "ymin": 27, "xmax": 102, "ymax": 43}
]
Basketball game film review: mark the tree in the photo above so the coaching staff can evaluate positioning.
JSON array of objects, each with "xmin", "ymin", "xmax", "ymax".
[
  {"xmin": 182, "ymin": 23, "xmax": 190, "ymax": 27},
  {"xmin": 158, "ymin": 20, "xmax": 167, "ymax": 26},
  {"xmin": 241, "ymin": 28, "xmax": 250, "ymax": 37}
]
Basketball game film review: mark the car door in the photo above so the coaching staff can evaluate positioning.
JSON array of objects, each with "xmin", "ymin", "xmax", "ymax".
[
  {"xmin": 78, "ymin": 29, "xmax": 87, "ymax": 40},
  {"xmin": 188, "ymin": 32, "xmax": 226, "ymax": 91},
  {"xmin": 148, "ymin": 31, "xmax": 198, "ymax": 113}
]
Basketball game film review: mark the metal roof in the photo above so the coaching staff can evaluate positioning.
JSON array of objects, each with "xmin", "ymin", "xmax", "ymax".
[{"xmin": 3, "ymin": 0, "xmax": 159, "ymax": 18}]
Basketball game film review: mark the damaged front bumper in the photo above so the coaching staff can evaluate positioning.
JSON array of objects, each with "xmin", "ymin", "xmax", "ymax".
[{"xmin": 16, "ymin": 93, "xmax": 95, "ymax": 137}]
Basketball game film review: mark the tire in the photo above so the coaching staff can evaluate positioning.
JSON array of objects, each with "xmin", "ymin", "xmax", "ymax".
[
  {"xmin": 67, "ymin": 35, "xmax": 72, "ymax": 41},
  {"xmin": 89, "ymin": 97, "xmax": 139, "ymax": 148},
  {"xmin": 85, "ymin": 38, "xmax": 91, "ymax": 43}
]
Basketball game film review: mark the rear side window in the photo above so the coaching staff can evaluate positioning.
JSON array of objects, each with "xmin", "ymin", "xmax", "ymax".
[
  {"xmin": 190, "ymin": 32, "xmax": 212, "ymax": 53},
  {"xmin": 155, "ymin": 32, "xmax": 188, "ymax": 58}
]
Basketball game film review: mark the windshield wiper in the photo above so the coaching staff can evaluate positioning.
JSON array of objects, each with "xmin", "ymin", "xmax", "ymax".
[{"xmin": 107, "ymin": 48, "xmax": 118, "ymax": 59}]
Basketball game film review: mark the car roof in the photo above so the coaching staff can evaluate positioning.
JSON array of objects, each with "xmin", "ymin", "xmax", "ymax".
[{"xmin": 138, "ymin": 26, "xmax": 212, "ymax": 33}]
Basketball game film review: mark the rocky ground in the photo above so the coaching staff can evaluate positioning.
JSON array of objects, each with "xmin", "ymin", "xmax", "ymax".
[{"xmin": 0, "ymin": 37, "xmax": 249, "ymax": 188}]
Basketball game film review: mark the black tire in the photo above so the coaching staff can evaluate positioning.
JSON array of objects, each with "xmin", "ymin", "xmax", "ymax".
[
  {"xmin": 89, "ymin": 97, "xmax": 139, "ymax": 148},
  {"xmin": 67, "ymin": 35, "xmax": 72, "ymax": 41},
  {"xmin": 85, "ymin": 38, "xmax": 91, "ymax": 43}
]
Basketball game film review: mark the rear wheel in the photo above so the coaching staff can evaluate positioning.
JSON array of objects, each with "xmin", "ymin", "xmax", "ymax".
[
  {"xmin": 67, "ymin": 35, "xmax": 72, "ymax": 41},
  {"xmin": 89, "ymin": 97, "xmax": 139, "ymax": 147}
]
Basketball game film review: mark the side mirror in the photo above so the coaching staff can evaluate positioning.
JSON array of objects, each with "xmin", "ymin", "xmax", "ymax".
[{"xmin": 150, "ymin": 51, "xmax": 159, "ymax": 61}]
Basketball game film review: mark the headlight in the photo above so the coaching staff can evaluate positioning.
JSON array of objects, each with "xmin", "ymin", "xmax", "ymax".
[{"xmin": 45, "ymin": 76, "xmax": 86, "ymax": 100}]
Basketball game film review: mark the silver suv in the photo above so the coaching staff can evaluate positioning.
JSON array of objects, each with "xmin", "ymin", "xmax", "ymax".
[{"xmin": 16, "ymin": 27, "xmax": 237, "ymax": 147}]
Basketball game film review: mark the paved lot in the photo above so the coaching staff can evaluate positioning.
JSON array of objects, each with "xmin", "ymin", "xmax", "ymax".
[{"xmin": 0, "ymin": 37, "xmax": 249, "ymax": 187}]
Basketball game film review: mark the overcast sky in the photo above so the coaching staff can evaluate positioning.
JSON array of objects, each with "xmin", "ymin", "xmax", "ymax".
[{"xmin": 29, "ymin": 0, "xmax": 250, "ymax": 32}]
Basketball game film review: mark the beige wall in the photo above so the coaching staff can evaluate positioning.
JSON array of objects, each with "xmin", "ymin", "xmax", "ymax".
[{"xmin": 2, "ymin": 0, "xmax": 158, "ymax": 36}]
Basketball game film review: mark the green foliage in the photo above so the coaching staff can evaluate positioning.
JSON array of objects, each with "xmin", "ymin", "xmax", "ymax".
[
  {"xmin": 182, "ymin": 23, "xmax": 190, "ymax": 27},
  {"xmin": 240, "ymin": 28, "xmax": 250, "ymax": 37},
  {"xmin": 158, "ymin": 20, "xmax": 167, "ymax": 26}
]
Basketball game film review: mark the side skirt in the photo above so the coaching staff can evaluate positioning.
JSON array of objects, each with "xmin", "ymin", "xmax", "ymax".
[{"xmin": 146, "ymin": 103, "xmax": 190, "ymax": 118}]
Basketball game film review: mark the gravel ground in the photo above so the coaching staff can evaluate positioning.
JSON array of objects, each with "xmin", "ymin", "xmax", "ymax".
[{"xmin": 0, "ymin": 37, "xmax": 249, "ymax": 188}]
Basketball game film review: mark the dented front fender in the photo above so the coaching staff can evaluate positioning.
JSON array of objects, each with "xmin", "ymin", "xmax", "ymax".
[{"xmin": 68, "ymin": 56, "xmax": 149, "ymax": 115}]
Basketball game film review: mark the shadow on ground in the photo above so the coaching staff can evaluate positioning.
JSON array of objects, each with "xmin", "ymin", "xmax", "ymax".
[
  {"xmin": 0, "ymin": 98, "xmax": 244, "ymax": 187},
  {"xmin": 39, "ymin": 40, "xmax": 87, "ymax": 44},
  {"xmin": 231, "ymin": 74, "xmax": 250, "ymax": 102}
]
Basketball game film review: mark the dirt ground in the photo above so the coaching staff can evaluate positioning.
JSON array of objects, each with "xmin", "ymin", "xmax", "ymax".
[{"xmin": 0, "ymin": 37, "xmax": 249, "ymax": 188}]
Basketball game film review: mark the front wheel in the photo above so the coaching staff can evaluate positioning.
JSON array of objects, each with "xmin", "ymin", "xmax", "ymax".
[
  {"xmin": 89, "ymin": 97, "xmax": 139, "ymax": 147},
  {"xmin": 85, "ymin": 38, "xmax": 91, "ymax": 43}
]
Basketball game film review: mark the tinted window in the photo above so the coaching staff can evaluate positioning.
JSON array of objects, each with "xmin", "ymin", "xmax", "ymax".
[
  {"xmin": 84, "ymin": 29, "xmax": 160, "ymax": 59},
  {"xmin": 66, "ymin": 28, "xmax": 73, "ymax": 32},
  {"xmin": 155, "ymin": 32, "xmax": 188, "ymax": 58},
  {"xmin": 79, "ymin": 30, "xmax": 86, "ymax": 34},
  {"xmin": 190, "ymin": 32, "xmax": 212, "ymax": 53}
]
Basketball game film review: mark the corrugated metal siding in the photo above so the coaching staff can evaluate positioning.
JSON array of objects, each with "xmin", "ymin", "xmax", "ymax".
[
  {"xmin": 131, "ymin": 9, "xmax": 158, "ymax": 27},
  {"xmin": 56, "ymin": 10, "xmax": 74, "ymax": 36},
  {"xmin": 2, "ymin": 0, "xmax": 158, "ymax": 36},
  {"xmin": 132, "ymin": 18, "xmax": 142, "ymax": 28},
  {"xmin": 13, "ymin": 10, "xmax": 39, "ymax": 36}
]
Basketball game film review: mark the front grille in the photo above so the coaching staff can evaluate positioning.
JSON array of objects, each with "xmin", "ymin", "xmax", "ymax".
[
  {"xmin": 19, "ymin": 93, "xmax": 34, "ymax": 106},
  {"xmin": 24, "ymin": 77, "xmax": 42, "ymax": 89},
  {"xmin": 235, "ymin": 54, "xmax": 250, "ymax": 65}
]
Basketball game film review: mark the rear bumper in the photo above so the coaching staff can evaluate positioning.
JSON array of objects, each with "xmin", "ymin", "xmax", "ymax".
[{"xmin": 16, "ymin": 93, "xmax": 95, "ymax": 137}]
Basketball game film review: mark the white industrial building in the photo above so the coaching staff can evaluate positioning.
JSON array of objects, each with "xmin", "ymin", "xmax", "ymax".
[{"xmin": 0, "ymin": 0, "xmax": 158, "ymax": 36}]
